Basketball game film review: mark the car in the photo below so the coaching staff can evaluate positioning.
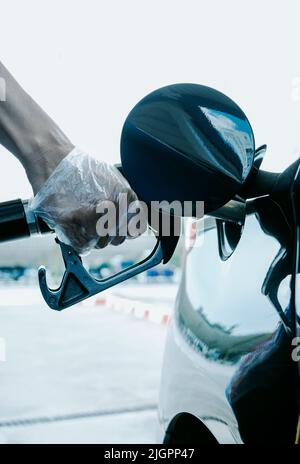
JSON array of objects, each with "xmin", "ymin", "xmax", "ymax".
[{"xmin": 158, "ymin": 159, "xmax": 300, "ymax": 444}]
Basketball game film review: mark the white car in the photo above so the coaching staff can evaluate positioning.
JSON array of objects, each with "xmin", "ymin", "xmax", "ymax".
[{"xmin": 158, "ymin": 195, "xmax": 300, "ymax": 444}]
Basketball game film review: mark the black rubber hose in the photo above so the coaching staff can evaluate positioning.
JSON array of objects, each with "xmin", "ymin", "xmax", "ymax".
[{"xmin": 0, "ymin": 199, "xmax": 30, "ymax": 242}]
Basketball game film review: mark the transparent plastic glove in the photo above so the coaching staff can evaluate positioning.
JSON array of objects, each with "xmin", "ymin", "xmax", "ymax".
[{"xmin": 29, "ymin": 148, "xmax": 146, "ymax": 255}]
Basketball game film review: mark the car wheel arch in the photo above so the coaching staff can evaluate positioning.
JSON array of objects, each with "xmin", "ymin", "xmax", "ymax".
[{"xmin": 163, "ymin": 412, "xmax": 219, "ymax": 445}]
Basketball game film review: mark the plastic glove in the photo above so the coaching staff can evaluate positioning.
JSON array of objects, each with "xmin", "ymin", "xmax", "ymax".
[{"xmin": 29, "ymin": 147, "xmax": 146, "ymax": 254}]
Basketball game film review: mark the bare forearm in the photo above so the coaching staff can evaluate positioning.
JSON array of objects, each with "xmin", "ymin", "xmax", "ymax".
[{"xmin": 0, "ymin": 61, "xmax": 73, "ymax": 193}]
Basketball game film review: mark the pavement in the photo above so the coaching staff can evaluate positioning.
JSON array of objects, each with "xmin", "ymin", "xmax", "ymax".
[
  {"xmin": 106, "ymin": 283, "xmax": 177, "ymax": 325},
  {"xmin": 0, "ymin": 284, "xmax": 175, "ymax": 444}
]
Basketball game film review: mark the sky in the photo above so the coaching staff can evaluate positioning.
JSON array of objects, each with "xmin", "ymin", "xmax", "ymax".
[{"xmin": 0, "ymin": 0, "xmax": 299, "ymax": 201}]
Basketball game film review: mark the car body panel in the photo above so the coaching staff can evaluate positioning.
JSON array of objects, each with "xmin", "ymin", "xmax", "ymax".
[{"xmin": 159, "ymin": 197, "xmax": 299, "ymax": 444}]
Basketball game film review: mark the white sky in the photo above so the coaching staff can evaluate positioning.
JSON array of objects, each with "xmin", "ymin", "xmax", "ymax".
[{"xmin": 0, "ymin": 0, "xmax": 299, "ymax": 201}]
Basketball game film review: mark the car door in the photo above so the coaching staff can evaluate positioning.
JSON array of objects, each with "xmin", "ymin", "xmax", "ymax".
[{"xmin": 175, "ymin": 194, "xmax": 299, "ymax": 443}]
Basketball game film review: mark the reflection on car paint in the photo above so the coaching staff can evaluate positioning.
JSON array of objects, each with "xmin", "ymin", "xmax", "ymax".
[{"xmin": 172, "ymin": 196, "xmax": 299, "ymax": 443}]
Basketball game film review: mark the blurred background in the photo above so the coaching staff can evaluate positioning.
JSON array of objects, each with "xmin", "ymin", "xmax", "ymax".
[{"xmin": 0, "ymin": 0, "xmax": 299, "ymax": 444}]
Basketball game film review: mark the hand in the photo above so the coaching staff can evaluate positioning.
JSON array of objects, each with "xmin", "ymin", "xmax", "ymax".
[
  {"xmin": 0, "ymin": 62, "xmax": 146, "ymax": 253},
  {"xmin": 29, "ymin": 148, "xmax": 147, "ymax": 254},
  {"xmin": 0, "ymin": 61, "xmax": 74, "ymax": 194}
]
